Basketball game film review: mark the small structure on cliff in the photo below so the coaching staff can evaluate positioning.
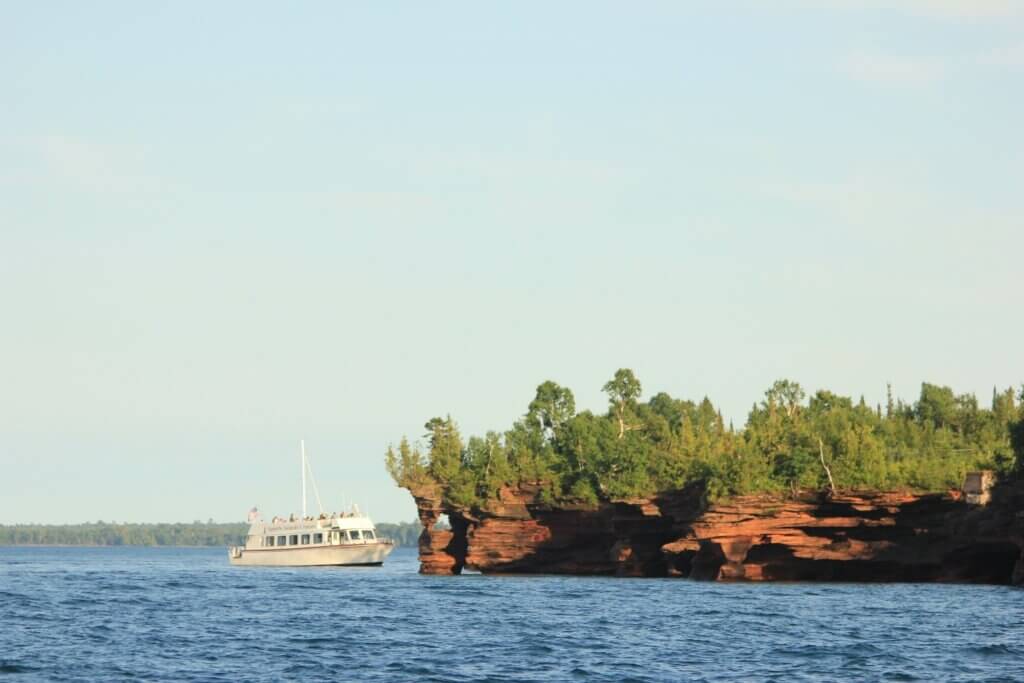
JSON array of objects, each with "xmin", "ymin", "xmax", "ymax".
[{"xmin": 963, "ymin": 471, "xmax": 995, "ymax": 505}]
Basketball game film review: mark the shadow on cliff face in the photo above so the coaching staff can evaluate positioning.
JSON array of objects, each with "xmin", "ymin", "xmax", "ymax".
[
  {"xmin": 462, "ymin": 504, "xmax": 682, "ymax": 577},
  {"xmin": 941, "ymin": 543, "xmax": 1020, "ymax": 583},
  {"xmin": 671, "ymin": 490, "xmax": 1024, "ymax": 584},
  {"xmin": 883, "ymin": 493, "xmax": 1021, "ymax": 583},
  {"xmin": 738, "ymin": 543, "xmax": 1019, "ymax": 583},
  {"xmin": 423, "ymin": 482, "xmax": 710, "ymax": 577}
]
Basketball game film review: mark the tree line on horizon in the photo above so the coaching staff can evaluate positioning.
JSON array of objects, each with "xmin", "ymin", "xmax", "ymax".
[
  {"xmin": 386, "ymin": 370, "xmax": 1024, "ymax": 508},
  {"xmin": 0, "ymin": 520, "xmax": 423, "ymax": 547}
]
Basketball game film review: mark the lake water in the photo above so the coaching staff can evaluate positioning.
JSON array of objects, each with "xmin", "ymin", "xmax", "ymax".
[{"xmin": 1, "ymin": 546, "xmax": 1023, "ymax": 682}]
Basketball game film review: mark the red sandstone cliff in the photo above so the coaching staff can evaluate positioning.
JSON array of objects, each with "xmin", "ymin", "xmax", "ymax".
[{"xmin": 410, "ymin": 482, "xmax": 1024, "ymax": 584}]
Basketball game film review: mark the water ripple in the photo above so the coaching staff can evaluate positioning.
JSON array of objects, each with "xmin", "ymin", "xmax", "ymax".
[{"xmin": 1, "ymin": 546, "xmax": 1023, "ymax": 682}]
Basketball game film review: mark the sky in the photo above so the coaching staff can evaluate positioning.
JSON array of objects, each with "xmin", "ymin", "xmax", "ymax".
[{"xmin": 1, "ymin": 1, "xmax": 1022, "ymax": 524}]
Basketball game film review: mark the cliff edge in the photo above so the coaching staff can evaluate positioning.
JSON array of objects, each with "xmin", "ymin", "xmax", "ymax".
[{"xmin": 411, "ymin": 482, "xmax": 1024, "ymax": 584}]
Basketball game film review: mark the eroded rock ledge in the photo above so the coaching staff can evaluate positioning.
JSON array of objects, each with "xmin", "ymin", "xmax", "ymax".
[{"xmin": 411, "ymin": 482, "xmax": 1024, "ymax": 584}]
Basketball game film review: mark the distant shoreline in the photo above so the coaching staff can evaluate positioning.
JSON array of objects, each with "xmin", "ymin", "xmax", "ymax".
[{"xmin": 0, "ymin": 521, "xmax": 422, "ymax": 547}]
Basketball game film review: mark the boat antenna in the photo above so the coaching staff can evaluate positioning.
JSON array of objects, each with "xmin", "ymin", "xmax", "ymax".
[
  {"xmin": 304, "ymin": 445, "xmax": 325, "ymax": 515},
  {"xmin": 301, "ymin": 440, "xmax": 307, "ymax": 518}
]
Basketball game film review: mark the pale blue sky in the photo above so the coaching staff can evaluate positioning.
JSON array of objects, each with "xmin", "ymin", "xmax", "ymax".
[{"xmin": 2, "ymin": 2, "xmax": 1022, "ymax": 524}]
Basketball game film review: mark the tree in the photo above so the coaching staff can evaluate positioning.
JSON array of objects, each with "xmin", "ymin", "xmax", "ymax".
[
  {"xmin": 425, "ymin": 416, "xmax": 464, "ymax": 484},
  {"xmin": 809, "ymin": 389, "xmax": 852, "ymax": 414},
  {"xmin": 764, "ymin": 379, "xmax": 806, "ymax": 418},
  {"xmin": 602, "ymin": 368, "xmax": 642, "ymax": 439},
  {"xmin": 387, "ymin": 372, "xmax": 1021, "ymax": 510},
  {"xmin": 424, "ymin": 417, "xmax": 447, "ymax": 446},
  {"xmin": 527, "ymin": 381, "xmax": 576, "ymax": 435},
  {"xmin": 916, "ymin": 383, "xmax": 956, "ymax": 428},
  {"xmin": 648, "ymin": 392, "xmax": 683, "ymax": 430},
  {"xmin": 385, "ymin": 437, "xmax": 428, "ymax": 488},
  {"xmin": 992, "ymin": 387, "xmax": 1017, "ymax": 425}
]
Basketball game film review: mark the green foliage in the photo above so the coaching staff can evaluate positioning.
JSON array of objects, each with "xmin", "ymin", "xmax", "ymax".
[
  {"xmin": 603, "ymin": 369, "xmax": 642, "ymax": 406},
  {"xmin": 385, "ymin": 437, "xmax": 428, "ymax": 488},
  {"xmin": 603, "ymin": 368, "xmax": 642, "ymax": 439},
  {"xmin": 528, "ymin": 381, "xmax": 576, "ymax": 433},
  {"xmin": 917, "ymin": 383, "xmax": 957, "ymax": 428},
  {"xmin": 384, "ymin": 372, "xmax": 1024, "ymax": 510}
]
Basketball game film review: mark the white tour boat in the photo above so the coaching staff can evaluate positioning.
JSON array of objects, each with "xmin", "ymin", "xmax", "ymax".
[{"xmin": 228, "ymin": 442, "xmax": 394, "ymax": 567}]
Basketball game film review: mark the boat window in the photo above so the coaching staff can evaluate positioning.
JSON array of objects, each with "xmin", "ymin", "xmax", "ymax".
[
  {"xmin": 289, "ymin": 535, "xmax": 298, "ymax": 545},
  {"xmin": 277, "ymin": 535, "xmax": 286, "ymax": 546},
  {"xmin": 348, "ymin": 530, "xmax": 361, "ymax": 540},
  {"xmin": 363, "ymin": 530, "xmax": 375, "ymax": 540},
  {"xmin": 301, "ymin": 534, "xmax": 310, "ymax": 545},
  {"xmin": 313, "ymin": 533, "xmax": 323, "ymax": 544},
  {"xmin": 266, "ymin": 536, "xmax": 275, "ymax": 547}
]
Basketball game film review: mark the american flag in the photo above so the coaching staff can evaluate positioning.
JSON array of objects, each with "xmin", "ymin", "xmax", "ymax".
[{"xmin": 247, "ymin": 507, "xmax": 260, "ymax": 523}]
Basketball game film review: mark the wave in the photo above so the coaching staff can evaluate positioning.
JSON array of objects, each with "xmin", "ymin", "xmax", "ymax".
[{"xmin": 0, "ymin": 662, "xmax": 34, "ymax": 675}]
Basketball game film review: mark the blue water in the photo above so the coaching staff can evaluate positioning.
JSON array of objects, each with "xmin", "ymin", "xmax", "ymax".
[{"xmin": 1, "ymin": 547, "xmax": 1023, "ymax": 682}]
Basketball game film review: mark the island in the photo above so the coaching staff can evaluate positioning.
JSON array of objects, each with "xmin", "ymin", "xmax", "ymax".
[{"xmin": 387, "ymin": 371, "xmax": 1024, "ymax": 583}]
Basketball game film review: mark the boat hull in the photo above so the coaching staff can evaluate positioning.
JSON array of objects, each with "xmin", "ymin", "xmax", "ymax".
[{"xmin": 228, "ymin": 542, "xmax": 394, "ymax": 567}]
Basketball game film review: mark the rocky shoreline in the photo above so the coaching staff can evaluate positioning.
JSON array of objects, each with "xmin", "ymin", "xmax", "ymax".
[{"xmin": 409, "ymin": 481, "xmax": 1024, "ymax": 584}]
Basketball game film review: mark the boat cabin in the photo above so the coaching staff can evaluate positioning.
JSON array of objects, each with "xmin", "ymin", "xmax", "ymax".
[
  {"xmin": 260, "ymin": 527, "xmax": 379, "ymax": 548},
  {"xmin": 242, "ymin": 513, "xmax": 386, "ymax": 551}
]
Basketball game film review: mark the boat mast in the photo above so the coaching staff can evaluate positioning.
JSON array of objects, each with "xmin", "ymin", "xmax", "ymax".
[{"xmin": 301, "ymin": 439, "xmax": 307, "ymax": 518}]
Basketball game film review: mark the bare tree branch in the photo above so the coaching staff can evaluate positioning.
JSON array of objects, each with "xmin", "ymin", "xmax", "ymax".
[{"xmin": 818, "ymin": 437, "xmax": 837, "ymax": 496}]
